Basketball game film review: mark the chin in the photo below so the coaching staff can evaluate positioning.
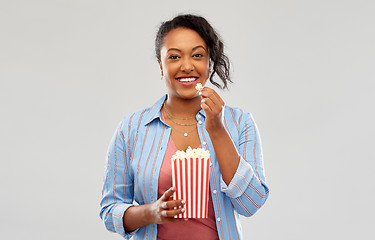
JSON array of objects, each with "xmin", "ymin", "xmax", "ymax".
[{"xmin": 174, "ymin": 90, "xmax": 200, "ymax": 100}]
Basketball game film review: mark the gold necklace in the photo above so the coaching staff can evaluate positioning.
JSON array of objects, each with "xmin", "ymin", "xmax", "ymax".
[
  {"xmin": 163, "ymin": 103, "xmax": 197, "ymax": 126},
  {"xmin": 163, "ymin": 104, "xmax": 198, "ymax": 137},
  {"xmin": 170, "ymin": 124, "xmax": 197, "ymax": 137},
  {"xmin": 163, "ymin": 103, "xmax": 196, "ymax": 120}
]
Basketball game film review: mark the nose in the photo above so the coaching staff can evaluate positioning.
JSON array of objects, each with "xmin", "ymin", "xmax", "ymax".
[{"xmin": 181, "ymin": 57, "xmax": 194, "ymax": 73}]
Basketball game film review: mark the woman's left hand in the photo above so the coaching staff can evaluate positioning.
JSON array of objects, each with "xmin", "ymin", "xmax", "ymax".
[{"xmin": 199, "ymin": 87, "xmax": 226, "ymax": 134}]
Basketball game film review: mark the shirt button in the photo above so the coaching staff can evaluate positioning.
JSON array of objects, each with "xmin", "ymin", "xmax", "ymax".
[
  {"xmin": 209, "ymin": 162, "xmax": 212, "ymax": 166},
  {"xmin": 217, "ymin": 217, "xmax": 221, "ymax": 222},
  {"xmin": 213, "ymin": 190, "xmax": 217, "ymax": 194},
  {"xmin": 198, "ymin": 120, "xmax": 202, "ymax": 124},
  {"xmin": 203, "ymin": 142, "xmax": 206, "ymax": 145}
]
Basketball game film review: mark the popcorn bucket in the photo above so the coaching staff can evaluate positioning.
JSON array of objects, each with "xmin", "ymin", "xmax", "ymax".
[{"xmin": 171, "ymin": 157, "xmax": 211, "ymax": 218}]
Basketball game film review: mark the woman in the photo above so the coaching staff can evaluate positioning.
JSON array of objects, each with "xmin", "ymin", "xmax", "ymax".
[{"xmin": 100, "ymin": 14, "xmax": 269, "ymax": 240}]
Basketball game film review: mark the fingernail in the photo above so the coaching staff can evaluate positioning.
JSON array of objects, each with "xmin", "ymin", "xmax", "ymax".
[
  {"xmin": 198, "ymin": 91, "xmax": 202, "ymax": 95},
  {"xmin": 181, "ymin": 208, "xmax": 185, "ymax": 213},
  {"xmin": 181, "ymin": 200, "xmax": 185, "ymax": 204},
  {"xmin": 171, "ymin": 187, "xmax": 175, "ymax": 191},
  {"xmin": 201, "ymin": 99, "xmax": 205, "ymax": 103}
]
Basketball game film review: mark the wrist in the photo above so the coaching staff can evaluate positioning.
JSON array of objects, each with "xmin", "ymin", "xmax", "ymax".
[
  {"xmin": 123, "ymin": 204, "xmax": 153, "ymax": 232},
  {"xmin": 143, "ymin": 203, "xmax": 154, "ymax": 225},
  {"xmin": 207, "ymin": 125, "xmax": 227, "ymax": 138}
]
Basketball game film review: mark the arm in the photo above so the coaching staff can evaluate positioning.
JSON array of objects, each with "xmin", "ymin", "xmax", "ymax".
[
  {"xmin": 220, "ymin": 111, "xmax": 269, "ymax": 217},
  {"xmin": 207, "ymin": 124, "xmax": 240, "ymax": 185},
  {"xmin": 100, "ymin": 120, "xmax": 186, "ymax": 239},
  {"xmin": 99, "ymin": 119, "xmax": 135, "ymax": 238},
  {"xmin": 200, "ymin": 88, "xmax": 269, "ymax": 217},
  {"xmin": 200, "ymin": 87, "xmax": 240, "ymax": 185}
]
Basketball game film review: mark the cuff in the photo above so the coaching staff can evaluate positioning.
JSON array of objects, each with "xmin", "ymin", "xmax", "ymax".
[
  {"xmin": 112, "ymin": 203, "xmax": 138, "ymax": 238},
  {"xmin": 220, "ymin": 156, "xmax": 255, "ymax": 198}
]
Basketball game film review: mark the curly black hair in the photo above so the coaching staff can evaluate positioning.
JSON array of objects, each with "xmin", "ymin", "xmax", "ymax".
[{"xmin": 155, "ymin": 14, "xmax": 232, "ymax": 89}]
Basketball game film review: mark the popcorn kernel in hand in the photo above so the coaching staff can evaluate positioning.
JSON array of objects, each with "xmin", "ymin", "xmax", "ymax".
[{"xmin": 195, "ymin": 83, "xmax": 204, "ymax": 91}]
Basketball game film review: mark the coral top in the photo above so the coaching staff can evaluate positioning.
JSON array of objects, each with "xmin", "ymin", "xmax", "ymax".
[{"xmin": 157, "ymin": 112, "xmax": 219, "ymax": 239}]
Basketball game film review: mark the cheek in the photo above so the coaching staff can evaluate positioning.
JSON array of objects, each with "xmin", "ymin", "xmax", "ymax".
[
  {"xmin": 164, "ymin": 63, "xmax": 179, "ymax": 77},
  {"xmin": 199, "ymin": 62, "xmax": 210, "ymax": 75}
]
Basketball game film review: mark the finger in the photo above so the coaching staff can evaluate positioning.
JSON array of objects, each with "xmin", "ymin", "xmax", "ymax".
[
  {"xmin": 162, "ymin": 207, "xmax": 185, "ymax": 218},
  {"xmin": 201, "ymin": 89, "xmax": 223, "ymax": 107},
  {"xmin": 200, "ymin": 87, "xmax": 216, "ymax": 98},
  {"xmin": 161, "ymin": 187, "xmax": 175, "ymax": 201},
  {"xmin": 201, "ymin": 87, "xmax": 224, "ymax": 105},
  {"xmin": 162, "ymin": 199, "xmax": 185, "ymax": 209},
  {"xmin": 201, "ymin": 97, "xmax": 215, "ymax": 112},
  {"xmin": 201, "ymin": 99, "xmax": 212, "ymax": 112},
  {"xmin": 200, "ymin": 86, "xmax": 212, "ymax": 94},
  {"xmin": 210, "ymin": 90, "xmax": 225, "ymax": 106},
  {"xmin": 161, "ymin": 202, "xmax": 168, "ymax": 209},
  {"xmin": 199, "ymin": 88, "xmax": 212, "ymax": 99}
]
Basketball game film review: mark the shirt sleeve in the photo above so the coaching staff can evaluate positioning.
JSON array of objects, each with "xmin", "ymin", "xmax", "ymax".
[
  {"xmin": 220, "ymin": 111, "xmax": 270, "ymax": 217},
  {"xmin": 99, "ymin": 119, "xmax": 138, "ymax": 239}
]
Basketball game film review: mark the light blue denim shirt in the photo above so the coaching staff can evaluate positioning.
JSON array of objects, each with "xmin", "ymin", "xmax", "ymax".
[{"xmin": 100, "ymin": 95, "xmax": 269, "ymax": 240}]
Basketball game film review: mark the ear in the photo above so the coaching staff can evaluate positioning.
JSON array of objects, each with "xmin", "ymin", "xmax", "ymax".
[
  {"xmin": 209, "ymin": 59, "xmax": 213, "ymax": 74},
  {"xmin": 158, "ymin": 59, "xmax": 163, "ymax": 76}
]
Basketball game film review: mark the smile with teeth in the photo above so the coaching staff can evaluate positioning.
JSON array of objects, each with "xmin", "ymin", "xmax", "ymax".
[{"xmin": 177, "ymin": 77, "xmax": 198, "ymax": 82}]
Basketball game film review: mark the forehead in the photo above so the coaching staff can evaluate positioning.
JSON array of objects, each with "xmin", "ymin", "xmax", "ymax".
[{"xmin": 162, "ymin": 28, "xmax": 207, "ymax": 50}]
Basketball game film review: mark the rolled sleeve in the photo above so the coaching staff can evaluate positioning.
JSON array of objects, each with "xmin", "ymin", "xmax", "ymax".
[
  {"xmin": 111, "ymin": 204, "xmax": 138, "ymax": 239},
  {"xmin": 100, "ymin": 118, "xmax": 137, "ymax": 239},
  {"xmin": 220, "ymin": 156, "xmax": 255, "ymax": 198}
]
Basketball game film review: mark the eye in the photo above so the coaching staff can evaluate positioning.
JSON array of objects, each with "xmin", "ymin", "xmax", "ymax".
[
  {"xmin": 193, "ymin": 53, "xmax": 204, "ymax": 58},
  {"xmin": 168, "ymin": 55, "xmax": 180, "ymax": 60}
]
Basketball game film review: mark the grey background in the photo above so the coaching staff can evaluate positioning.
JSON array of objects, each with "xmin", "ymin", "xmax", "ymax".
[{"xmin": 1, "ymin": 0, "xmax": 374, "ymax": 239}]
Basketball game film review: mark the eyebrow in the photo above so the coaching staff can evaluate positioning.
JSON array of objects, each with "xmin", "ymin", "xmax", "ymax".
[{"xmin": 167, "ymin": 45, "xmax": 207, "ymax": 53}]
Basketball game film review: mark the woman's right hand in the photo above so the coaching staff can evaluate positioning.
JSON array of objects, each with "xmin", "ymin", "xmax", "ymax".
[{"xmin": 148, "ymin": 187, "xmax": 187, "ymax": 224}]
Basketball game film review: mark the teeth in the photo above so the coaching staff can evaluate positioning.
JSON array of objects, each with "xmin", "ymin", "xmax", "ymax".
[{"xmin": 178, "ymin": 77, "xmax": 196, "ymax": 82}]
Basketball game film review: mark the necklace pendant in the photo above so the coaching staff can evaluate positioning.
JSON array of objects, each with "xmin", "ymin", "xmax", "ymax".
[{"xmin": 184, "ymin": 133, "xmax": 188, "ymax": 137}]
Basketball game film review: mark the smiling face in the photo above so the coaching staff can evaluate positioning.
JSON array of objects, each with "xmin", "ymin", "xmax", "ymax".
[{"xmin": 159, "ymin": 28, "xmax": 210, "ymax": 100}]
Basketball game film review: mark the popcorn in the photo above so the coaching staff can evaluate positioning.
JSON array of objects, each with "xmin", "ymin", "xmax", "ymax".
[
  {"xmin": 195, "ymin": 83, "xmax": 204, "ymax": 91},
  {"xmin": 171, "ymin": 147, "xmax": 211, "ymax": 218},
  {"xmin": 172, "ymin": 146, "xmax": 210, "ymax": 161}
]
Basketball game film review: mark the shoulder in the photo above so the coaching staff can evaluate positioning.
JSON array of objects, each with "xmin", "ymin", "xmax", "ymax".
[
  {"xmin": 117, "ymin": 96, "xmax": 165, "ymax": 133},
  {"xmin": 223, "ymin": 105, "xmax": 253, "ymax": 126},
  {"xmin": 118, "ymin": 107, "xmax": 152, "ymax": 132}
]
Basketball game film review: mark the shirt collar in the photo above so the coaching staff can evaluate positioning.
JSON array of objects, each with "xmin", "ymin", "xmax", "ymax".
[
  {"xmin": 144, "ymin": 94, "xmax": 206, "ymax": 126},
  {"xmin": 144, "ymin": 94, "xmax": 167, "ymax": 126}
]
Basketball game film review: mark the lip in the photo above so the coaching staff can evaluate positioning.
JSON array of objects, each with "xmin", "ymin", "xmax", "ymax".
[
  {"xmin": 176, "ymin": 75, "xmax": 199, "ymax": 79},
  {"xmin": 175, "ymin": 75, "xmax": 199, "ymax": 86}
]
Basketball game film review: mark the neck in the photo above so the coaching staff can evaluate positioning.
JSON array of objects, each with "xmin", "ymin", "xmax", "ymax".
[{"xmin": 164, "ymin": 94, "xmax": 202, "ymax": 118}]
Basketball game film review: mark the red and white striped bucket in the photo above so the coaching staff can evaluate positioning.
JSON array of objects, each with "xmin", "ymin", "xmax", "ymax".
[{"xmin": 171, "ymin": 157, "xmax": 211, "ymax": 218}]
